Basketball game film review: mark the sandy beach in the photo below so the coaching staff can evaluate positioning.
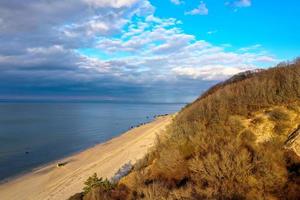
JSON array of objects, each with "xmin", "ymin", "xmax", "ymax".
[{"xmin": 0, "ymin": 115, "xmax": 173, "ymax": 200}]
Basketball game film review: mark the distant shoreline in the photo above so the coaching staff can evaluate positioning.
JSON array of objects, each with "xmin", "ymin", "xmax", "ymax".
[{"xmin": 0, "ymin": 114, "xmax": 174, "ymax": 200}]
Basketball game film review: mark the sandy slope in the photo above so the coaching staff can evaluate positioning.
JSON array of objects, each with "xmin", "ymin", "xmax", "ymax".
[{"xmin": 0, "ymin": 115, "xmax": 173, "ymax": 200}]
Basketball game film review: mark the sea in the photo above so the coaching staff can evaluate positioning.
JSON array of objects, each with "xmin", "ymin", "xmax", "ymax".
[{"xmin": 0, "ymin": 101, "xmax": 184, "ymax": 181}]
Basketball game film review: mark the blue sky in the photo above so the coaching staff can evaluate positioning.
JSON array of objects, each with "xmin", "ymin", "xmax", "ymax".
[
  {"xmin": 152, "ymin": 0, "xmax": 300, "ymax": 60},
  {"xmin": 0, "ymin": 0, "xmax": 299, "ymax": 103}
]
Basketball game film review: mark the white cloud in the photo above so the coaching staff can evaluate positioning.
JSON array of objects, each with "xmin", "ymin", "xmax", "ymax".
[
  {"xmin": 234, "ymin": 0, "xmax": 251, "ymax": 7},
  {"xmin": 170, "ymin": 0, "xmax": 184, "ymax": 5},
  {"xmin": 185, "ymin": 2, "xmax": 208, "ymax": 15},
  {"xmin": 92, "ymin": 15, "xmax": 278, "ymax": 82},
  {"xmin": 151, "ymin": 34, "xmax": 194, "ymax": 54},
  {"xmin": 83, "ymin": 0, "xmax": 140, "ymax": 8},
  {"xmin": 0, "ymin": 0, "xmax": 154, "ymax": 38},
  {"xmin": 172, "ymin": 66, "xmax": 250, "ymax": 80},
  {"xmin": 239, "ymin": 44, "xmax": 262, "ymax": 51},
  {"xmin": 207, "ymin": 30, "xmax": 218, "ymax": 35},
  {"xmin": 226, "ymin": 0, "xmax": 251, "ymax": 8},
  {"xmin": 254, "ymin": 56, "xmax": 278, "ymax": 63},
  {"xmin": 97, "ymin": 16, "xmax": 184, "ymax": 54}
]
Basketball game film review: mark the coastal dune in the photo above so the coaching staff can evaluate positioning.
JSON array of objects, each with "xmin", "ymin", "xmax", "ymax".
[{"xmin": 0, "ymin": 115, "xmax": 173, "ymax": 200}]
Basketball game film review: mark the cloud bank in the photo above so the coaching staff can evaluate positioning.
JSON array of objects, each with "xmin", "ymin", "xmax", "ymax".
[
  {"xmin": 0, "ymin": 0, "xmax": 277, "ymax": 102},
  {"xmin": 185, "ymin": 2, "xmax": 209, "ymax": 15}
]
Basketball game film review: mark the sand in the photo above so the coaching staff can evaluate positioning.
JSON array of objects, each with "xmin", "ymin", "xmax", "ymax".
[{"xmin": 0, "ymin": 115, "xmax": 173, "ymax": 200}]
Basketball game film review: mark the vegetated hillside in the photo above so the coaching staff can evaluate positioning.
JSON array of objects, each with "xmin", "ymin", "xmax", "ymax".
[{"xmin": 69, "ymin": 59, "xmax": 300, "ymax": 200}]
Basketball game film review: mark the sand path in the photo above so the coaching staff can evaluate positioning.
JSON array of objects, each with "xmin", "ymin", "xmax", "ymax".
[{"xmin": 0, "ymin": 115, "xmax": 172, "ymax": 200}]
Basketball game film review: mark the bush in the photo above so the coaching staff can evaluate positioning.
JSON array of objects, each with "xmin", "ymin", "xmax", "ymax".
[
  {"xmin": 240, "ymin": 129, "xmax": 257, "ymax": 142},
  {"xmin": 268, "ymin": 108, "xmax": 290, "ymax": 122},
  {"xmin": 83, "ymin": 173, "xmax": 114, "ymax": 194},
  {"xmin": 250, "ymin": 116, "xmax": 264, "ymax": 125}
]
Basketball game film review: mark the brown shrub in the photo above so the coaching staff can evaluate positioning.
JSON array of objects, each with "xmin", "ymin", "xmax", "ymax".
[
  {"xmin": 189, "ymin": 135, "xmax": 288, "ymax": 199},
  {"xmin": 273, "ymin": 122, "xmax": 291, "ymax": 137},
  {"xmin": 250, "ymin": 116, "xmax": 264, "ymax": 125},
  {"xmin": 139, "ymin": 183, "xmax": 169, "ymax": 200},
  {"xmin": 268, "ymin": 108, "xmax": 290, "ymax": 122},
  {"xmin": 282, "ymin": 151, "xmax": 300, "ymax": 200},
  {"xmin": 150, "ymin": 147, "xmax": 189, "ymax": 182},
  {"xmin": 239, "ymin": 129, "xmax": 257, "ymax": 142}
]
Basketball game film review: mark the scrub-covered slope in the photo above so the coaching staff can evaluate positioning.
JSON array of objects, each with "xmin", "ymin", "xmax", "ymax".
[{"xmin": 70, "ymin": 59, "xmax": 300, "ymax": 200}]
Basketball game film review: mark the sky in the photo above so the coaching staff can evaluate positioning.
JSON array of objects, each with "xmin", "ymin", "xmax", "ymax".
[{"xmin": 0, "ymin": 0, "xmax": 299, "ymax": 103}]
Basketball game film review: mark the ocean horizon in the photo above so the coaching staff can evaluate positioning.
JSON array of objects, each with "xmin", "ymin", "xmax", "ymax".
[{"xmin": 0, "ymin": 101, "xmax": 184, "ymax": 181}]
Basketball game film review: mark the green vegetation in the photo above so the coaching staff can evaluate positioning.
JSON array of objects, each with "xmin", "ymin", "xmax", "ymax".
[
  {"xmin": 69, "ymin": 59, "xmax": 300, "ymax": 200},
  {"xmin": 83, "ymin": 173, "xmax": 114, "ymax": 194}
]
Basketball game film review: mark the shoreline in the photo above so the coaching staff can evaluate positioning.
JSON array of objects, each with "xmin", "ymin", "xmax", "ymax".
[
  {"xmin": 0, "ymin": 139, "xmax": 114, "ymax": 185},
  {"xmin": 0, "ymin": 140, "xmax": 111, "ymax": 185},
  {"xmin": 0, "ymin": 115, "xmax": 173, "ymax": 200},
  {"xmin": 0, "ymin": 114, "xmax": 170, "ymax": 184},
  {"xmin": 0, "ymin": 115, "xmax": 160, "ymax": 185}
]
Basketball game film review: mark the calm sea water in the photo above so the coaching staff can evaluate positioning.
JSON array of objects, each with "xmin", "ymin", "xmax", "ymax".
[{"xmin": 0, "ymin": 102, "xmax": 184, "ymax": 181}]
